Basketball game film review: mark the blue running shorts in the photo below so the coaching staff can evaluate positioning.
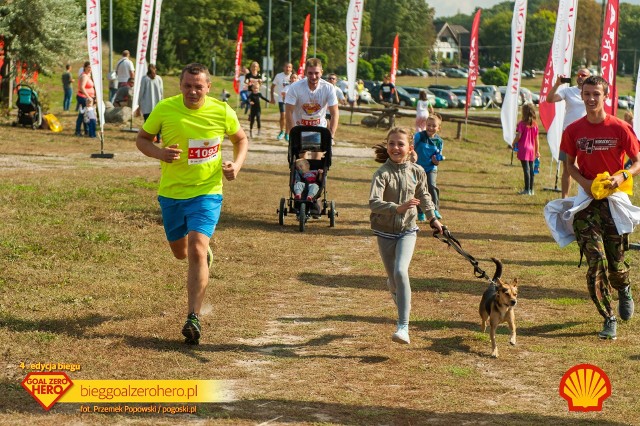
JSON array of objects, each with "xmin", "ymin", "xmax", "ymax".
[{"xmin": 158, "ymin": 194, "xmax": 223, "ymax": 242}]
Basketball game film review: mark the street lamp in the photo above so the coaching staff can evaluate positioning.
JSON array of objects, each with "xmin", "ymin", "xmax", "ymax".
[
  {"xmin": 313, "ymin": 0, "xmax": 317, "ymax": 58},
  {"xmin": 279, "ymin": 0, "xmax": 292, "ymax": 64}
]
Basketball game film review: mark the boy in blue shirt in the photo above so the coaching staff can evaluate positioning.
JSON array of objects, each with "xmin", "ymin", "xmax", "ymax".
[{"xmin": 412, "ymin": 114, "xmax": 444, "ymax": 220}]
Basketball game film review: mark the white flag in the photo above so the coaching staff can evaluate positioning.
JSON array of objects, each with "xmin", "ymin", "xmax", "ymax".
[
  {"xmin": 86, "ymin": 0, "xmax": 104, "ymax": 132},
  {"xmin": 149, "ymin": 0, "xmax": 163, "ymax": 66},
  {"xmin": 546, "ymin": 0, "xmax": 579, "ymax": 160},
  {"xmin": 346, "ymin": 0, "xmax": 363, "ymax": 101},
  {"xmin": 132, "ymin": 0, "xmax": 155, "ymax": 113},
  {"xmin": 501, "ymin": 0, "xmax": 528, "ymax": 146}
]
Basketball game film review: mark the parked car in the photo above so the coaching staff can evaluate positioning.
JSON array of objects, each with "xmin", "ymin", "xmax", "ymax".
[
  {"xmin": 444, "ymin": 68, "xmax": 469, "ymax": 78},
  {"xmin": 399, "ymin": 86, "xmax": 448, "ymax": 108},
  {"xmin": 429, "ymin": 84, "xmax": 453, "ymax": 91},
  {"xmin": 363, "ymin": 80, "xmax": 381, "ymax": 96},
  {"xmin": 619, "ymin": 95, "xmax": 635, "ymax": 110},
  {"xmin": 370, "ymin": 85, "xmax": 417, "ymax": 106},
  {"xmin": 531, "ymin": 91, "xmax": 540, "ymax": 105},
  {"xmin": 395, "ymin": 86, "xmax": 417, "ymax": 106},
  {"xmin": 428, "ymin": 88, "xmax": 460, "ymax": 108},
  {"xmin": 427, "ymin": 69, "xmax": 446, "ymax": 77},
  {"xmin": 412, "ymin": 68, "xmax": 428, "ymax": 77},
  {"xmin": 474, "ymin": 85, "xmax": 502, "ymax": 106},
  {"xmin": 618, "ymin": 96, "xmax": 630, "ymax": 110},
  {"xmin": 498, "ymin": 86, "xmax": 533, "ymax": 106},
  {"xmin": 400, "ymin": 68, "xmax": 421, "ymax": 76},
  {"xmin": 451, "ymin": 88, "xmax": 483, "ymax": 108}
]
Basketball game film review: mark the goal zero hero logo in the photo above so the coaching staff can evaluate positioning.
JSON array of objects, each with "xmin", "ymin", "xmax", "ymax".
[
  {"xmin": 21, "ymin": 372, "xmax": 73, "ymax": 411},
  {"xmin": 559, "ymin": 364, "xmax": 611, "ymax": 412}
]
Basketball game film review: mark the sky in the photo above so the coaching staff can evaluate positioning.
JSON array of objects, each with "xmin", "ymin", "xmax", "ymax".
[{"xmin": 433, "ymin": 0, "xmax": 640, "ymax": 18}]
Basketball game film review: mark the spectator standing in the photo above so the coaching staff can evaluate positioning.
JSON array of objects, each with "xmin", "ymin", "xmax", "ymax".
[
  {"xmin": 415, "ymin": 89, "xmax": 434, "ymax": 132},
  {"xmin": 61, "ymin": 64, "xmax": 74, "ymax": 111},
  {"xmin": 138, "ymin": 64, "xmax": 164, "ymax": 121},
  {"xmin": 75, "ymin": 63, "xmax": 94, "ymax": 137},
  {"xmin": 270, "ymin": 62, "xmax": 293, "ymax": 140},
  {"xmin": 545, "ymin": 68, "xmax": 591, "ymax": 198},
  {"xmin": 115, "ymin": 50, "xmax": 135, "ymax": 88}
]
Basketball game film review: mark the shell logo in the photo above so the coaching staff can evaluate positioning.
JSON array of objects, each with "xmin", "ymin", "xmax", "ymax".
[{"xmin": 559, "ymin": 364, "xmax": 611, "ymax": 412}]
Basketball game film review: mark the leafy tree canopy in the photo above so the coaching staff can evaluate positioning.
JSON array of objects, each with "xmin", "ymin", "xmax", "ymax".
[{"xmin": 0, "ymin": 0, "xmax": 85, "ymax": 74}]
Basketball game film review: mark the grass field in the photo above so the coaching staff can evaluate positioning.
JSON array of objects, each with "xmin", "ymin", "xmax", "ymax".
[{"xmin": 1, "ymin": 70, "xmax": 639, "ymax": 425}]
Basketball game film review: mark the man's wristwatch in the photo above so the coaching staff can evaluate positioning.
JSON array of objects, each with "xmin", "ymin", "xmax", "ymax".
[{"xmin": 622, "ymin": 171, "xmax": 630, "ymax": 181}]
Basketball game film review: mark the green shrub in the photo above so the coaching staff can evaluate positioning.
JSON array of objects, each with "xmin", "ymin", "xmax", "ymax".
[{"xmin": 481, "ymin": 68, "xmax": 508, "ymax": 86}]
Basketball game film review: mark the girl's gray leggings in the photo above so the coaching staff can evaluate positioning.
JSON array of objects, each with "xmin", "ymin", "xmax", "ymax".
[{"xmin": 377, "ymin": 233, "xmax": 416, "ymax": 326}]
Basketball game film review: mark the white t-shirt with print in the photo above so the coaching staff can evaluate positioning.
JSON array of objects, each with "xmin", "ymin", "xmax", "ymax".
[
  {"xmin": 285, "ymin": 79, "xmax": 338, "ymax": 128},
  {"xmin": 272, "ymin": 72, "xmax": 292, "ymax": 103}
]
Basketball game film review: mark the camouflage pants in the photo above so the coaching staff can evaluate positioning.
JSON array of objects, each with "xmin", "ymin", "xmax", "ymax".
[{"xmin": 573, "ymin": 199, "xmax": 630, "ymax": 319}]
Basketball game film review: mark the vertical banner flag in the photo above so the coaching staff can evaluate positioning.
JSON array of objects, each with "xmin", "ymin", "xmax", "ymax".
[
  {"xmin": 465, "ymin": 9, "xmax": 482, "ymax": 120},
  {"xmin": 149, "ymin": 0, "xmax": 163, "ymax": 66},
  {"xmin": 233, "ymin": 21, "xmax": 244, "ymax": 94},
  {"xmin": 86, "ymin": 0, "xmax": 104, "ymax": 132},
  {"xmin": 539, "ymin": 0, "xmax": 578, "ymax": 161},
  {"xmin": 501, "ymin": 0, "xmax": 528, "ymax": 146},
  {"xmin": 346, "ymin": 0, "xmax": 363, "ymax": 101},
  {"xmin": 634, "ymin": 64, "xmax": 640, "ymax": 135},
  {"xmin": 390, "ymin": 34, "xmax": 399, "ymax": 84},
  {"xmin": 0, "ymin": 36, "xmax": 4, "ymax": 84},
  {"xmin": 600, "ymin": 0, "xmax": 619, "ymax": 116},
  {"xmin": 132, "ymin": 0, "xmax": 155, "ymax": 114},
  {"xmin": 298, "ymin": 14, "xmax": 311, "ymax": 77}
]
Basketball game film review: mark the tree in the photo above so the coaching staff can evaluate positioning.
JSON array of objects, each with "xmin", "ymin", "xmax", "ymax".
[
  {"xmin": 366, "ymin": 0, "xmax": 435, "ymax": 68},
  {"xmin": 617, "ymin": 3, "xmax": 640, "ymax": 79},
  {"xmin": 0, "ymin": 0, "xmax": 84, "ymax": 75},
  {"xmin": 158, "ymin": 0, "xmax": 262, "ymax": 74},
  {"xmin": 357, "ymin": 58, "xmax": 374, "ymax": 80},
  {"xmin": 370, "ymin": 55, "xmax": 391, "ymax": 80}
]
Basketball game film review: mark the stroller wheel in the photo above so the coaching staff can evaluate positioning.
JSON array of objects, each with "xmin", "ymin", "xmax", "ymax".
[
  {"xmin": 278, "ymin": 198, "xmax": 286, "ymax": 226},
  {"xmin": 298, "ymin": 202, "xmax": 306, "ymax": 232},
  {"xmin": 329, "ymin": 201, "xmax": 336, "ymax": 227}
]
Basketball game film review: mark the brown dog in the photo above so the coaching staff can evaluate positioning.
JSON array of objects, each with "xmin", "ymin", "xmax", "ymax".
[{"xmin": 479, "ymin": 258, "xmax": 518, "ymax": 358}]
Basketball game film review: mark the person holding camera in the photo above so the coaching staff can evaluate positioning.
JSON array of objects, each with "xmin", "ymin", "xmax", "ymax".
[
  {"xmin": 412, "ymin": 114, "xmax": 444, "ymax": 221},
  {"xmin": 545, "ymin": 68, "xmax": 591, "ymax": 198}
]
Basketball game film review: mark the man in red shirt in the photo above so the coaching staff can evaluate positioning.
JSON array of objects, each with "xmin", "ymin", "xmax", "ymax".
[{"xmin": 561, "ymin": 76, "xmax": 640, "ymax": 339}]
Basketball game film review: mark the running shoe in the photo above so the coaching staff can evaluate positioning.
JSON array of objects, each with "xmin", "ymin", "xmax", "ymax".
[
  {"xmin": 182, "ymin": 312, "xmax": 201, "ymax": 344},
  {"xmin": 277, "ymin": 130, "xmax": 285, "ymax": 140},
  {"xmin": 392, "ymin": 324, "xmax": 410, "ymax": 344}
]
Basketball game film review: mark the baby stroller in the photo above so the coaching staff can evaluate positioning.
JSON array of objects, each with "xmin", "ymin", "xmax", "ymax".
[
  {"xmin": 277, "ymin": 125, "xmax": 338, "ymax": 232},
  {"xmin": 13, "ymin": 84, "xmax": 42, "ymax": 130}
]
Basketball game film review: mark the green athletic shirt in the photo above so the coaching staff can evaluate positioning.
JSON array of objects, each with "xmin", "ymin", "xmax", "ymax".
[{"xmin": 143, "ymin": 94, "xmax": 241, "ymax": 199}]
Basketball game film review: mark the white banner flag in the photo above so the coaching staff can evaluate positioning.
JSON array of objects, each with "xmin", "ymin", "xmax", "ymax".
[
  {"xmin": 132, "ymin": 0, "xmax": 155, "ymax": 113},
  {"xmin": 546, "ymin": 0, "xmax": 578, "ymax": 161},
  {"xmin": 501, "ymin": 0, "xmax": 528, "ymax": 146},
  {"xmin": 149, "ymin": 0, "xmax": 163, "ymax": 66},
  {"xmin": 346, "ymin": 0, "xmax": 363, "ymax": 101},
  {"xmin": 86, "ymin": 0, "xmax": 104, "ymax": 132}
]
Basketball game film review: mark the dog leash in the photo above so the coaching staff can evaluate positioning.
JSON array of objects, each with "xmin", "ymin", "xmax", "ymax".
[{"xmin": 432, "ymin": 225, "xmax": 494, "ymax": 284}]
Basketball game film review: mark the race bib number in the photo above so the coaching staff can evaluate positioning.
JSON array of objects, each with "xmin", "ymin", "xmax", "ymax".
[
  {"xmin": 300, "ymin": 117, "xmax": 321, "ymax": 126},
  {"xmin": 188, "ymin": 137, "xmax": 220, "ymax": 165}
]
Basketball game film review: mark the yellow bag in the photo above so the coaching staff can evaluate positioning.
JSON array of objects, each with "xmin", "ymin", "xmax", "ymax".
[
  {"xmin": 590, "ymin": 170, "xmax": 633, "ymax": 200},
  {"xmin": 43, "ymin": 113, "xmax": 63, "ymax": 132}
]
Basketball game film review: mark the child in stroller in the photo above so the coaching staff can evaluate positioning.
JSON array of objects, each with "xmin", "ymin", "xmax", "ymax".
[
  {"xmin": 294, "ymin": 159, "xmax": 323, "ymax": 201},
  {"xmin": 278, "ymin": 125, "xmax": 337, "ymax": 231},
  {"xmin": 14, "ymin": 84, "xmax": 42, "ymax": 129}
]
